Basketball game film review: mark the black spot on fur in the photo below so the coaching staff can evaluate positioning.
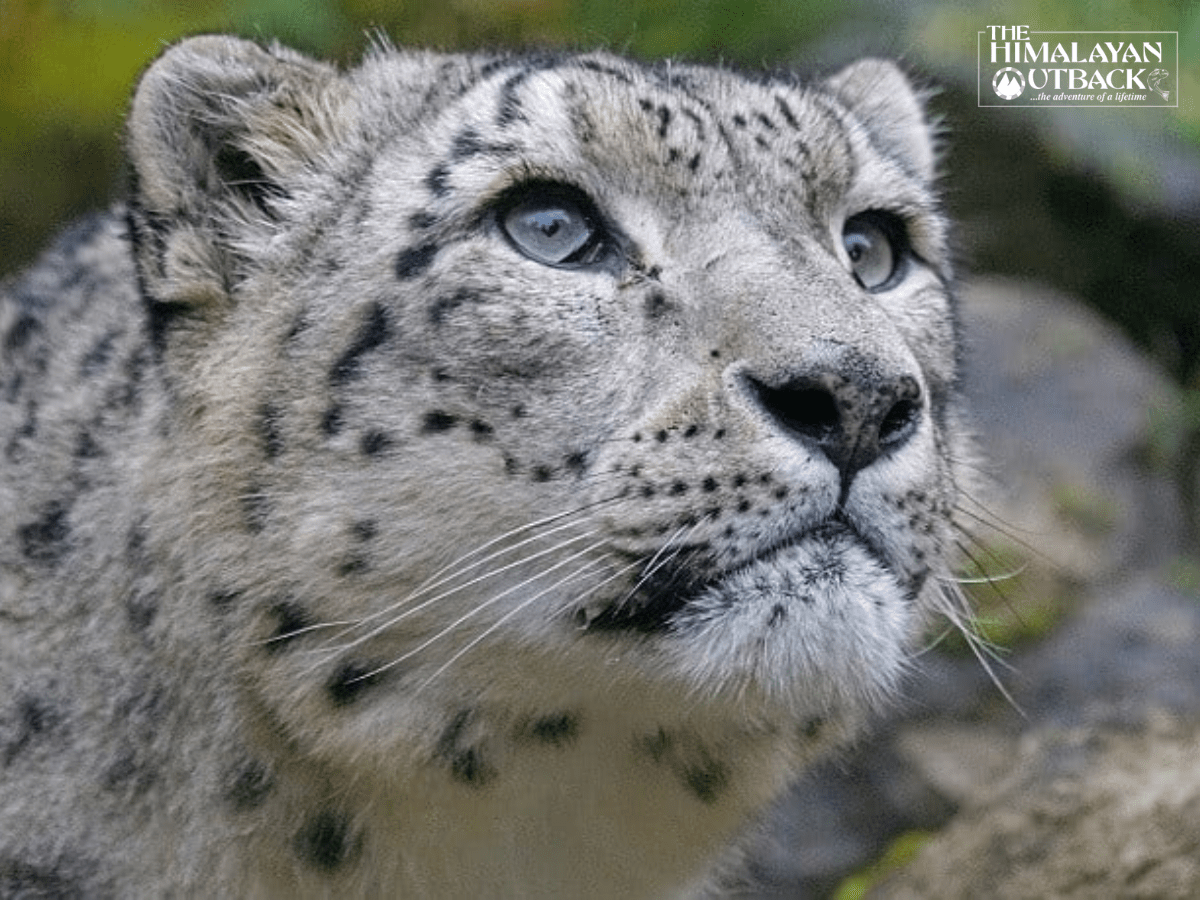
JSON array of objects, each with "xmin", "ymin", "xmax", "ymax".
[
  {"xmin": 496, "ymin": 69, "xmax": 532, "ymax": 126},
  {"xmin": 425, "ymin": 162, "xmax": 451, "ymax": 197},
  {"xmin": 656, "ymin": 105, "xmax": 672, "ymax": 137},
  {"xmin": 564, "ymin": 451, "xmax": 587, "ymax": 473},
  {"xmin": 775, "ymin": 95, "xmax": 800, "ymax": 129},
  {"xmin": 638, "ymin": 727, "xmax": 673, "ymax": 763},
  {"xmin": 422, "ymin": 410, "xmax": 458, "ymax": 433},
  {"xmin": 702, "ymin": 477, "xmax": 718, "ymax": 493},
  {"xmin": 756, "ymin": 112, "xmax": 777, "ymax": 131},
  {"xmin": 359, "ymin": 429, "xmax": 392, "ymax": 456},
  {"xmin": 683, "ymin": 425, "xmax": 699, "ymax": 438},
  {"xmin": 18, "ymin": 500, "xmax": 71, "ymax": 567},
  {"xmin": 732, "ymin": 113, "xmax": 748, "ymax": 127},
  {"xmin": 101, "ymin": 344, "xmax": 147, "ymax": 413},
  {"xmin": 351, "ymin": 520, "xmax": 378, "ymax": 542},
  {"xmin": 320, "ymin": 404, "xmax": 343, "ymax": 436},
  {"xmin": 470, "ymin": 420, "xmax": 494, "ymax": 441},
  {"xmin": 79, "ymin": 328, "xmax": 119, "ymax": 376},
  {"xmin": 126, "ymin": 521, "xmax": 148, "ymax": 563},
  {"xmin": 102, "ymin": 745, "xmax": 157, "ymax": 795},
  {"xmin": 528, "ymin": 713, "xmax": 580, "ymax": 747},
  {"xmin": 337, "ymin": 556, "xmax": 367, "ymax": 577},
  {"xmin": 655, "ymin": 430, "xmax": 669, "ymax": 443},
  {"xmin": 266, "ymin": 601, "xmax": 312, "ymax": 652},
  {"xmin": 3, "ymin": 696, "xmax": 61, "ymax": 766},
  {"xmin": 74, "ymin": 429, "xmax": 102, "ymax": 459},
  {"xmin": 241, "ymin": 490, "xmax": 270, "ymax": 533},
  {"xmin": 327, "ymin": 662, "xmax": 383, "ymax": 708},
  {"xmin": 688, "ymin": 152, "xmax": 702, "ymax": 171},
  {"xmin": 532, "ymin": 465, "xmax": 553, "ymax": 482},
  {"xmin": 768, "ymin": 604, "xmax": 787, "ymax": 627},
  {"xmin": 682, "ymin": 754, "xmax": 730, "ymax": 804},
  {"xmin": 802, "ymin": 717, "xmax": 825, "ymax": 740},
  {"xmin": 437, "ymin": 711, "xmax": 496, "ymax": 788},
  {"xmin": 294, "ymin": 810, "xmax": 360, "ymax": 872},
  {"xmin": 258, "ymin": 403, "xmax": 284, "ymax": 459},
  {"xmin": 645, "ymin": 291, "xmax": 669, "ymax": 318},
  {"xmin": 209, "ymin": 588, "xmax": 242, "ymax": 610},
  {"xmin": 428, "ymin": 288, "xmax": 484, "ymax": 326},
  {"xmin": 408, "ymin": 210, "xmax": 437, "ymax": 231},
  {"xmin": 395, "ymin": 242, "xmax": 439, "ymax": 280},
  {"xmin": 450, "ymin": 128, "xmax": 516, "ymax": 160},
  {"xmin": 669, "ymin": 481, "xmax": 688, "ymax": 496},
  {"xmin": 0, "ymin": 856, "xmax": 89, "ymax": 898},
  {"xmin": 125, "ymin": 591, "xmax": 158, "ymax": 632},
  {"xmin": 3, "ymin": 314, "xmax": 39, "ymax": 352},
  {"xmin": 329, "ymin": 303, "xmax": 390, "ymax": 386},
  {"xmin": 225, "ymin": 758, "xmax": 274, "ymax": 811}
]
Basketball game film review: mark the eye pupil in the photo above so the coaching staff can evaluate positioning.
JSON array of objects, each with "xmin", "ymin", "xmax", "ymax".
[{"xmin": 530, "ymin": 210, "xmax": 566, "ymax": 238}]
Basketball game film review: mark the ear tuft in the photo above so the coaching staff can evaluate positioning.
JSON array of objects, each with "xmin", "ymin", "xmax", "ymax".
[{"xmin": 824, "ymin": 59, "xmax": 936, "ymax": 182}]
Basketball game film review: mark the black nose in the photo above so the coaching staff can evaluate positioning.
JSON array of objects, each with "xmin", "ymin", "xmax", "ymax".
[{"xmin": 749, "ymin": 365, "xmax": 922, "ymax": 485}]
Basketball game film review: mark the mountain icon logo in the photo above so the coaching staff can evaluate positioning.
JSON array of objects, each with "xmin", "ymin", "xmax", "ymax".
[{"xmin": 992, "ymin": 67, "xmax": 1025, "ymax": 100}]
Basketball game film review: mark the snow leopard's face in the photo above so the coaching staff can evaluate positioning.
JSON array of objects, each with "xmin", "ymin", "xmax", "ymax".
[{"xmin": 127, "ymin": 38, "xmax": 964, "ymax": 776}]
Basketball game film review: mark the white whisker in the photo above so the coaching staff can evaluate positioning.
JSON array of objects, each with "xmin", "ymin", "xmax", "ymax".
[
  {"xmin": 412, "ymin": 554, "xmax": 616, "ymax": 693},
  {"xmin": 610, "ymin": 519, "xmax": 704, "ymax": 610},
  {"xmin": 304, "ymin": 528, "xmax": 605, "ymax": 663},
  {"xmin": 317, "ymin": 540, "xmax": 610, "ymax": 682}
]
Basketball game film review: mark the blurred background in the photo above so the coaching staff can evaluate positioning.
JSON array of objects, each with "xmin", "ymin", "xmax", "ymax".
[{"xmin": 3, "ymin": 1, "xmax": 1199, "ymax": 896}]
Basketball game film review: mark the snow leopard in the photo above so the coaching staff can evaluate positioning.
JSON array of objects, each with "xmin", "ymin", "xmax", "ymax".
[{"xmin": 0, "ymin": 34, "xmax": 969, "ymax": 898}]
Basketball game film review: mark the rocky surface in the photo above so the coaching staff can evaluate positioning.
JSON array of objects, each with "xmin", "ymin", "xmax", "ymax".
[
  {"xmin": 871, "ymin": 714, "xmax": 1200, "ymax": 900},
  {"xmin": 743, "ymin": 277, "xmax": 1200, "ymax": 898}
]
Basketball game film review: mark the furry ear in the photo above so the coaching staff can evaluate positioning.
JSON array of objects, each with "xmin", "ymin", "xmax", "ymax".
[
  {"xmin": 823, "ymin": 59, "xmax": 935, "ymax": 182},
  {"xmin": 126, "ymin": 35, "xmax": 351, "ymax": 308}
]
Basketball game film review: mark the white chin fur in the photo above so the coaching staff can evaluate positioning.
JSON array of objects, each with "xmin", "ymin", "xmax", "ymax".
[{"xmin": 664, "ymin": 529, "xmax": 914, "ymax": 717}]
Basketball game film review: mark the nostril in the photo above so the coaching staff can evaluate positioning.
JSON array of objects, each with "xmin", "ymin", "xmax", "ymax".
[
  {"xmin": 878, "ymin": 396, "xmax": 920, "ymax": 448},
  {"xmin": 750, "ymin": 380, "xmax": 840, "ymax": 444}
]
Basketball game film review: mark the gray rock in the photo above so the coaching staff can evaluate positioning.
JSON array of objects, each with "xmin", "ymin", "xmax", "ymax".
[{"xmin": 870, "ymin": 715, "xmax": 1200, "ymax": 900}]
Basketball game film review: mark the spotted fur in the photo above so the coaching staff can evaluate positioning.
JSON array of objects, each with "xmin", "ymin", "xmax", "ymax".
[{"xmin": 0, "ymin": 35, "xmax": 970, "ymax": 898}]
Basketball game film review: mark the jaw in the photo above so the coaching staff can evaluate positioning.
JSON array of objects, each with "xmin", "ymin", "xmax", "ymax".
[{"xmin": 581, "ymin": 524, "xmax": 919, "ymax": 724}]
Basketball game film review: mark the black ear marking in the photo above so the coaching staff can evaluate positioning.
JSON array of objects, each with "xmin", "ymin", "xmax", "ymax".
[{"xmin": 212, "ymin": 144, "xmax": 289, "ymax": 215}]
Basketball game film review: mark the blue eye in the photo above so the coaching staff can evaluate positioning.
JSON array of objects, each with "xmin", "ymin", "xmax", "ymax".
[
  {"xmin": 843, "ymin": 211, "xmax": 908, "ymax": 291},
  {"xmin": 501, "ymin": 185, "xmax": 609, "ymax": 268}
]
